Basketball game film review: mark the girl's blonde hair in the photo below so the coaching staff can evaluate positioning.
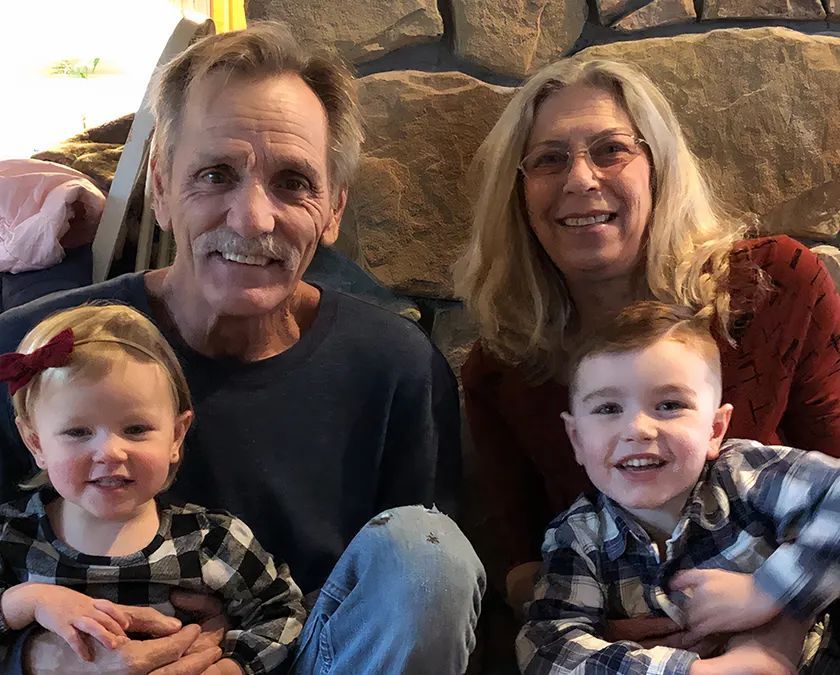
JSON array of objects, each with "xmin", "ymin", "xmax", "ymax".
[
  {"xmin": 13, "ymin": 303, "xmax": 192, "ymax": 489},
  {"xmin": 453, "ymin": 58, "xmax": 745, "ymax": 383}
]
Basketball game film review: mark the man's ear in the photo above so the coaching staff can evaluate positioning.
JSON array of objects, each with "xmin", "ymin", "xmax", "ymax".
[
  {"xmin": 150, "ymin": 155, "xmax": 172, "ymax": 232},
  {"xmin": 320, "ymin": 187, "xmax": 347, "ymax": 246},
  {"xmin": 15, "ymin": 417, "xmax": 45, "ymax": 468},
  {"xmin": 170, "ymin": 410, "xmax": 194, "ymax": 464},
  {"xmin": 561, "ymin": 411, "xmax": 584, "ymax": 466},
  {"xmin": 706, "ymin": 403, "xmax": 733, "ymax": 461}
]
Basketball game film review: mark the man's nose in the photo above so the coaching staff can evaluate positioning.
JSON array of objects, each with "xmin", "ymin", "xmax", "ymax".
[
  {"xmin": 562, "ymin": 152, "xmax": 600, "ymax": 194},
  {"xmin": 227, "ymin": 181, "xmax": 276, "ymax": 237}
]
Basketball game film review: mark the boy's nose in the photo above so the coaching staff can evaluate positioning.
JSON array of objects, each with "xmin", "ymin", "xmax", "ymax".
[{"xmin": 623, "ymin": 411, "xmax": 657, "ymax": 441}]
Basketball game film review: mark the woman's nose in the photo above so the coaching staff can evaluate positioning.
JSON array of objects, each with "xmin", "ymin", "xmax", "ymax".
[{"xmin": 562, "ymin": 152, "xmax": 600, "ymax": 194}]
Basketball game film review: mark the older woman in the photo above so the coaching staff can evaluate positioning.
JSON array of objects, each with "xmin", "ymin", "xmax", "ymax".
[{"xmin": 455, "ymin": 58, "xmax": 840, "ymax": 621}]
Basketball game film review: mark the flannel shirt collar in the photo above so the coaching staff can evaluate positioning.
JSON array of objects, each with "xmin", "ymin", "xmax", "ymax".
[{"xmin": 597, "ymin": 460, "xmax": 732, "ymax": 562}]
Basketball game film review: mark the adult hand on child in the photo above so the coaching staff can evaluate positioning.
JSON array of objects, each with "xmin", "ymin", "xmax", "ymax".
[
  {"xmin": 170, "ymin": 590, "xmax": 230, "ymax": 657},
  {"xmin": 688, "ymin": 638, "xmax": 797, "ymax": 675},
  {"xmin": 607, "ymin": 616, "xmax": 724, "ymax": 658},
  {"xmin": 670, "ymin": 569, "xmax": 781, "ymax": 642}
]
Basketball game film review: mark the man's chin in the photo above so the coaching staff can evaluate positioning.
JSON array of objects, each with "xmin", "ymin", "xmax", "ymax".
[{"xmin": 203, "ymin": 285, "xmax": 299, "ymax": 317}]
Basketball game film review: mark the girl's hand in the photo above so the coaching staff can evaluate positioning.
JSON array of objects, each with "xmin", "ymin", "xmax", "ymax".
[
  {"xmin": 30, "ymin": 585, "xmax": 130, "ymax": 661},
  {"xmin": 670, "ymin": 569, "xmax": 782, "ymax": 642}
]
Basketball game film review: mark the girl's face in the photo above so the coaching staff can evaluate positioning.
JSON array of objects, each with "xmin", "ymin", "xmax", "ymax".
[{"xmin": 17, "ymin": 358, "xmax": 191, "ymax": 524}]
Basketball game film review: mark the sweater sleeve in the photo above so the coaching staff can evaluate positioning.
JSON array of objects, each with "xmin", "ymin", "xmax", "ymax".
[
  {"xmin": 720, "ymin": 443, "xmax": 840, "ymax": 618},
  {"xmin": 772, "ymin": 239, "xmax": 840, "ymax": 455},
  {"xmin": 462, "ymin": 343, "xmax": 549, "ymax": 584},
  {"xmin": 200, "ymin": 514, "xmax": 306, "ymax": 675},
  {"xmin": 377, "ymin": 342, "xmax": 462, "ymax": 518}
]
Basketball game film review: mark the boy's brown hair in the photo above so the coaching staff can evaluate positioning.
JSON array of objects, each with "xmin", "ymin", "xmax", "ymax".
[{"xmin": 567, "ymin": 301, "xmax": 722, "ymax": 402}]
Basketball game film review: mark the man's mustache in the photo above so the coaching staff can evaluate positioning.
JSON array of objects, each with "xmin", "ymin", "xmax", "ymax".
[{"xmin": 193, "ymin": 229, "xmax": 302, "ymax": 270}]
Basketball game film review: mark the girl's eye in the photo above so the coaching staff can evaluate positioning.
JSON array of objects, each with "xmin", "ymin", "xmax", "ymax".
[
  {"xmin": 62, "ymin": 428, "xmax": 90, "ymax": 439},
  {"xmin": 124, "ymin": 425, "xmax": 151, "ymax": 436},
  {"xmin": 592, "ymin": 403, "xmax": 621, "ymax": 415}
]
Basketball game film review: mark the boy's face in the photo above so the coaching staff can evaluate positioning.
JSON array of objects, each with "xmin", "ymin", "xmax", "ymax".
[{"xmin": 563, "ymin": 338, "xmax": 732, "ymax": 526}]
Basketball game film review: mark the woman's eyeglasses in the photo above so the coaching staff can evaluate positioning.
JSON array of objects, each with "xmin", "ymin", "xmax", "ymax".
[{"xmin": 519, "ymin": 133, "xmax": 647, "ymax": 180}]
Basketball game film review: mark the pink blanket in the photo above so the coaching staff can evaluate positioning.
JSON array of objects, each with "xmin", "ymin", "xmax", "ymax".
[{"xmin": 0, "ymin": 159, "xmax": 105, "ymax": 273}]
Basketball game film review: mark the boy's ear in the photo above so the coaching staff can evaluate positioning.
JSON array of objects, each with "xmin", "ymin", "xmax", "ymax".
[
  {"xmin": 170, "ymin": 411, "xmax": 193, "ymax": 463},
  {"xmin": 561, "ymin": 411, "xmax": 584, "ymax": 466},
  {"xmin": 707, "ymin": 403, "xmax": 733, "ymax": 461},
  {"xmin": 15, "ymin": 417, "xmax": 45, "ymax": 468}
]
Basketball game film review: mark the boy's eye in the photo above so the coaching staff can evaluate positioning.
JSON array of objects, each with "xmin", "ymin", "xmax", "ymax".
[
  {"xmin": 592, "ymin": 403, "xmax": 622, "ymax": 415},
  {"xmin": 657, "ymin": 400, "xmax": 688, "ymax": 412}
]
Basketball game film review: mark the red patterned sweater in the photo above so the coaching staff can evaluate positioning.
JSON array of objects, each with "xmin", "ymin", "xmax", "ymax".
[{"xmin": 462, "ymin": 236, "xmax": 840, "ymax": 575}]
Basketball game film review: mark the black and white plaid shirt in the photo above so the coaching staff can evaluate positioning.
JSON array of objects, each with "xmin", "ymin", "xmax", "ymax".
[
  {"xmin": 0, "ymin": 490, "xmax": 305, "ymax": 675},
  {"xmin": 518, "ymin": 440, "xmax": 840, "ymax": 675}
]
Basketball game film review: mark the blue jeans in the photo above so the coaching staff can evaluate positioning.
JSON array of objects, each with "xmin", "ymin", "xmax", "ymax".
[{"xmin": 289, "ymin": 506, "xmax": 486, "ymax": 674}]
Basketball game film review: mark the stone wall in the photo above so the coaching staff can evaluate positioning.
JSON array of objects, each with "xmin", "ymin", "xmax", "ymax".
[{"xmin": 246, "ymin": 0, "xmax": 840, "ymax": 372}]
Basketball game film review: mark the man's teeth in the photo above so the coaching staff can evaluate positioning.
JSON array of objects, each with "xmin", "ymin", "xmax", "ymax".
[
  {"xmin": 620, "ymin": 458, "xmax": 664, "ymax": 468},
  {"xmin": 220, "ymin": 252, "xmax": 271, "ymax": 266},
  {"xmin": 562, "ymin": 214, "xmax": 612, "ymax": 227}
]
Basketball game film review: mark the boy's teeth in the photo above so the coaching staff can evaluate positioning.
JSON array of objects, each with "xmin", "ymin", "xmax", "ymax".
[
  {"xmin": 621, "ymin": 458, "xmax": 663, "ymax": 468},
  {"xmin": 563, "ymin": 214, "xmax": 611, "ymax": 227},
  {"xmin": 221, "ymin": 252, "xmax": 271, "ymax": 266}
]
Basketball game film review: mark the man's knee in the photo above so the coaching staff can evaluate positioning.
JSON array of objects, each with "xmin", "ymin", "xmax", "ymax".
[{"xmin": 357, "ymin": 505, "xmax": 486, "ymax": 620}]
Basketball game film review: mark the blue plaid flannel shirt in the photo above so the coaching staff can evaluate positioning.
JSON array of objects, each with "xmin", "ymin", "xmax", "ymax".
[{"xmin": 517, "ymin": 439, "xmax": 840, "ymax": 675}]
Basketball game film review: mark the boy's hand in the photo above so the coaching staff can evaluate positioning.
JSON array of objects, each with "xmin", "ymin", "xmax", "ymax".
[
  {"xmin": 19, "ymin": 584, "xmax": 130, "ymax": 661},
  {"xmin": 670, "ymin": 569, "xmax": 781, "ymax": 641}
]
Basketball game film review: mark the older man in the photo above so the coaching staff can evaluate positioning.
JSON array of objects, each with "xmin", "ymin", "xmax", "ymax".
[{"xmin": 0, "ymin": 22, "xmax": 482, "ymax": 675}]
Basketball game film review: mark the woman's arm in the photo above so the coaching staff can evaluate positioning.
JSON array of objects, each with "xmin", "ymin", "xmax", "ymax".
[
  {"xmin": 773, "ymin": 240, "xmax": 840, "ymax": 453},
  {"xmin": 462, "ymin": 344, "xmax": 548, "ymax": 591}
]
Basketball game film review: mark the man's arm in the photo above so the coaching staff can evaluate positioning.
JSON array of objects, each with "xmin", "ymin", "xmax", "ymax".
[{"xmin": 377, "ymin": 344, "xmax": 461, "ymax": 516}]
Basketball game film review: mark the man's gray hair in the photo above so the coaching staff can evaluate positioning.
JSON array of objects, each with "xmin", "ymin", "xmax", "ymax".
[{"xmin": 150, "ymin": 21, "xmax": 363, "ymax": 194}]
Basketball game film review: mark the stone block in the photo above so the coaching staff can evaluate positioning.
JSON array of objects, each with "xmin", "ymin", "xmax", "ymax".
[
  {"xmin": 245, "ymin": 0, "xmax": 443, "ymax": 63},
  {"xmin": 451, "ymin": 0, "xmax": 588, "ymax": 78},
  {"xmin": 702, "ymin": 0, "xmax": 825, "ymax": 20},
  {"xmin": 612, "ymin": 0, "xmax": 696, "ymax": 32}
]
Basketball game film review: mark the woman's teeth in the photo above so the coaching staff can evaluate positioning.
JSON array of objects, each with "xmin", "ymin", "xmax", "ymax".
[{"xmin": 562, "ymin": 214, "xmax": 613, "ymax": 227}]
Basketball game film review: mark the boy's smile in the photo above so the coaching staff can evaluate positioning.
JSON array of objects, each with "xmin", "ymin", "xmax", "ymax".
[{"xmin": 563, "ymin": 338, "xmax": 732, "ymax": 534}]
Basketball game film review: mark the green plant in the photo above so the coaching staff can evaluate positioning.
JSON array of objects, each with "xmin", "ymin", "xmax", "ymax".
[{"xmin": 50, "ymin": 57, "xmax": 100, "ymax": 78}]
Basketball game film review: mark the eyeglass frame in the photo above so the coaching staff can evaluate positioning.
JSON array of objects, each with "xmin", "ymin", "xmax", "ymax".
[{"xmin": 518, "ymin": 132, "xmax": 648, "ymax": 180}]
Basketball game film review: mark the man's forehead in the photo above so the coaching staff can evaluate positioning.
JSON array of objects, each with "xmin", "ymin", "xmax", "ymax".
[{"xmin": 181, "ymin": 71, "xmax": 329, "ymax": 136}]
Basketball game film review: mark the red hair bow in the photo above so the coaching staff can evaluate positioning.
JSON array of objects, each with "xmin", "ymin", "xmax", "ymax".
[{"xmin": 0, "ymin": 328, "xmax": 75, "ymax": 395}]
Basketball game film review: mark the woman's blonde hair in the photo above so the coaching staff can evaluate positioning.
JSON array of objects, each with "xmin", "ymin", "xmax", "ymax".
[
  {"xmin": 13, "ymin": 303, "xmax": 192, "ymax": 489},
  {"xmin": 453, "ymin": 58, "xmax": 745, "ymax": 383}
]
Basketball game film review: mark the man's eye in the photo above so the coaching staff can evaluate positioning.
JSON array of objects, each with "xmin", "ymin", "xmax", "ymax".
[
  {"xmin": 276, "ymin": 175, "xmax": 312, "ymax": 193},
  {"xmin": 592, "ymin": 403, "xmax": 621, "ymax": 415},
  {"xmin": 198, "ymin": 168, "xmax": 230, "ymax": 184}
]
